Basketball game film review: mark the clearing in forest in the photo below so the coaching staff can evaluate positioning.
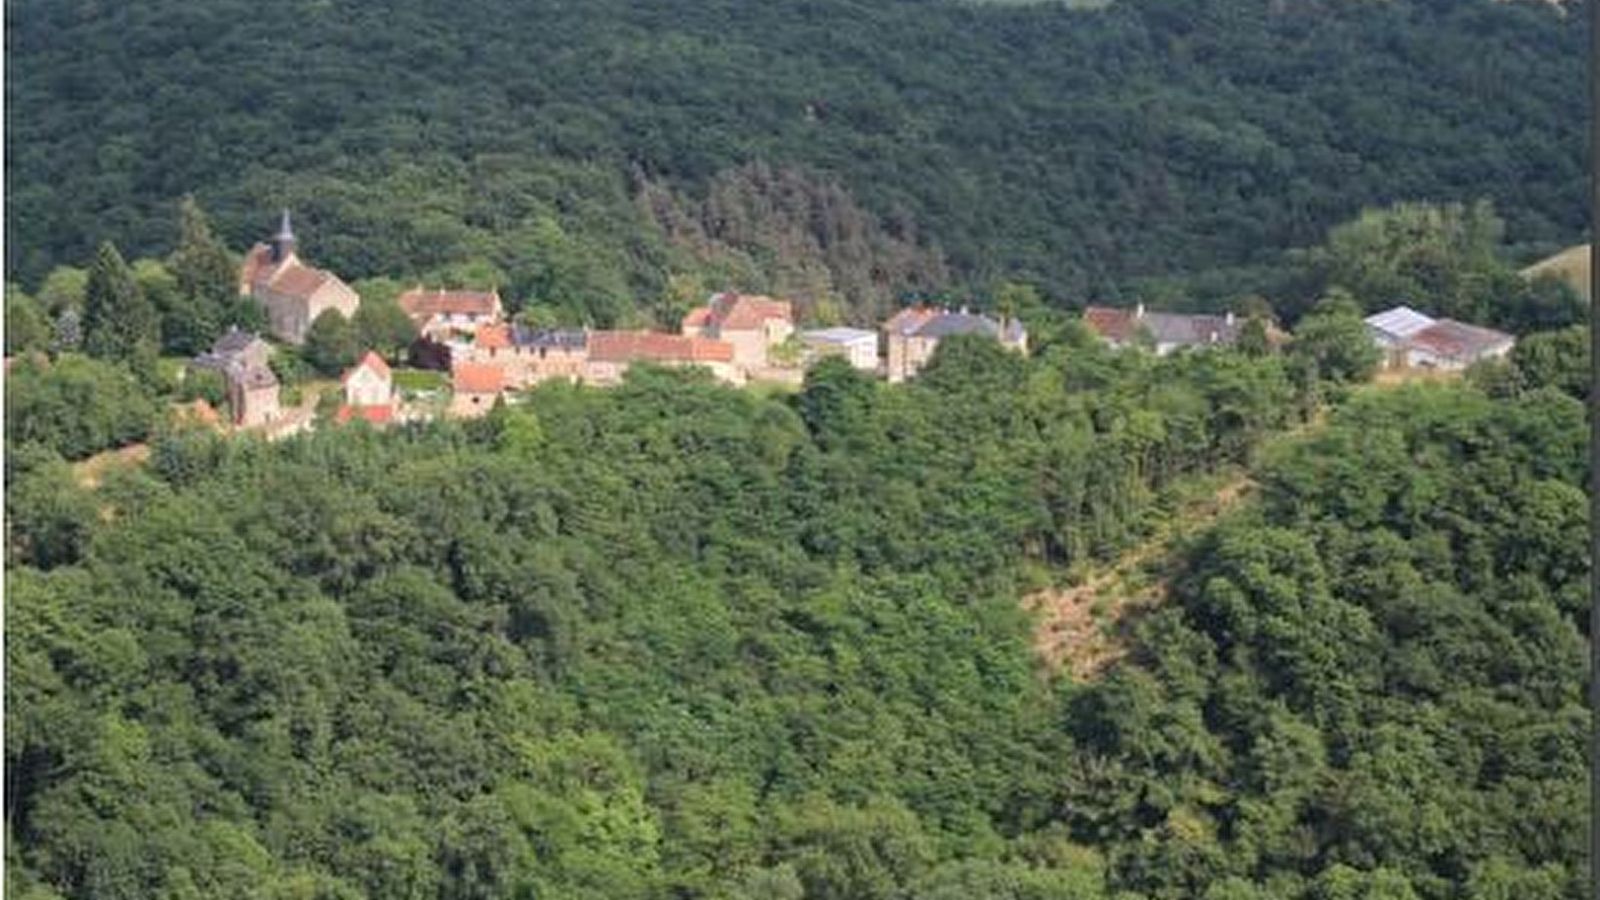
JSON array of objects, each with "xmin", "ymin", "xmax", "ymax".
[{"xmin": 1025, "ymin": 470, "xmax": 1255, "ymax": 681}]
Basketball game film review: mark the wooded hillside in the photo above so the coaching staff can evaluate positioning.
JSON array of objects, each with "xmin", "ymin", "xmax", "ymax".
[
  {"xmin": 6, "ymin": 0, "xmax": 1588, "ymax": 314},
  {"xmin": 7, "ymin": 324, "xmax": 1589, "ymax": 899}
]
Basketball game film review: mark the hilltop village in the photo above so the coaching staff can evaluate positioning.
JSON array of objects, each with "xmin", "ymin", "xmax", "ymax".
[{"xmin": 184, "ymin": 211, "xmax": 1521, "ymax": 437}]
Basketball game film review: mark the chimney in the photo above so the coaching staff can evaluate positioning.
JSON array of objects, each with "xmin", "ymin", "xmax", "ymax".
[{"xmin": 1135, "ymin": 302, "xmax": 1146, "ymax": 319}]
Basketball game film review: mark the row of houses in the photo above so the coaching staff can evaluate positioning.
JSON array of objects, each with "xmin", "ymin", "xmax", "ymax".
[
  {"xmin": 206, "ymin": 211, "xmax": 1513, "ymax": 432},
  {"xmin": 1078, "ymin": 302, "xmax": 1514, "ymax": 371},
  {"xmin": 424, "ymin": 292, "xmax": 1032, "ymax": 414}
]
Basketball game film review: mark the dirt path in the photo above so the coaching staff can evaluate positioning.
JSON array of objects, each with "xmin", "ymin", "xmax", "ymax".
[{"xmin": 1024, "ymin": 471, "xmax": 1256, "ymax": 681}]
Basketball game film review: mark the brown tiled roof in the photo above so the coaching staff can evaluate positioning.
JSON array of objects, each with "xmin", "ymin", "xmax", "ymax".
[
  {"xmin": 240, "ymin": 244, "xmax": 275, "ymax": 291},
  {"xmin": 342, "ymin": 351, "xmax": 392, "ymax": 384},
  {"xmin": 681, "ymin": 307, "xmax": 712, "ymax": 329},
  {"xmin": 588, "ymin": 330, "xmax": 735, "ymax": 364},
  {"xmin": 452, "ymin": 361, "xmax": 506, "ymax": 393},
  {"xmin": 397, "ymin": 287, "xmax": 502, "ymax": 320},
  {"xmin": 706, "ymin": 293, "xmax": 792, "ymax": 331},
  {"xmin": 1406, "ymin": 320, "xmax": 1514, "ymax": 360},
  {"xmin": 1083, "ymin": 306, "xmax": 1138, "ymax": 342},
  {"xmin": 267, "ymin": 263, "xmax": 332, "ymax": 299}
]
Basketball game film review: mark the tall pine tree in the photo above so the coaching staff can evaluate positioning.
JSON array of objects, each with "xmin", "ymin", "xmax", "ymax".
[
  {"xmin": 167, "ymin": 196, "xmax": 239, "ymax": 342},
  {"xmin": 82, "ymin": 241, "xmax": 158, "ymax": 366}
]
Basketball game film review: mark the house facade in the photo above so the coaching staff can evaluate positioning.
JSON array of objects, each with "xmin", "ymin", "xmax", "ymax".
[
  {"xmin": 681, "ymin": 292, "xmax": 795, "ymax": 373},
  {"xmin": 800, "ymin": 327, "xmax": 881, "ymax": 372},
  {"xmin": 225, "ymin": 361, "xmax": 281, "ymax": 428},
  {"xmin": 240, "ymin": 211, "xmax": 360, "ymax": 344},
  {"xmin": 446, "ymin": 325, "xmax": 589, "ymax": 389},
  {"xmin": 192, "ymin": 329, "xmax": 281, "ymax": 428},
  {"xmin": 398, "ymin": 287, "xmax": 504, "ymax": 341},
  {"xmin": 338, "ymin": 351, "xmax": 395, "ymax": 423},
  {"xmin": 882, "ymin": 307, "xmax": 1028, "ymax": 383},
  {"xmin": 584, "ymin": 330, "xmax": 739, "ymax": 386},
  {"xmin": 450, "ymin": 362, "xmax": 506, "ymax": 418}
]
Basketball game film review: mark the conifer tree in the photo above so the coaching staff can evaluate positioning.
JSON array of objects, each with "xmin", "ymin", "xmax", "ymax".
[
  {"xmin": 167, "ymin": 196, "xmax": 238, "ymax": 338},
  {"xmin": 82, "ymin": 241, "xmax": 158, "ymax": 365}
]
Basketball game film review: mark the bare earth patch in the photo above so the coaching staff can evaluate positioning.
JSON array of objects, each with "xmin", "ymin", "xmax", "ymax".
[{"xmin": 1025, "ymin": 474, "xmax": 1255, "ymax": 681}]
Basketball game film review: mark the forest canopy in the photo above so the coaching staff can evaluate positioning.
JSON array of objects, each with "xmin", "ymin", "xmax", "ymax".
[
  {"xmin": 5, "ymin": 0, "xmax": 1589, "ymax": 312},
  {"xmin": 5, "ymin": 325, "xmax": 1590, "ymax": 899}
]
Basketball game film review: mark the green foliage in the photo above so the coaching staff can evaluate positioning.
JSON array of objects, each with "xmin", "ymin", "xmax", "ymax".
[
  {"xmin": 1286, "ymin": 292, "xmax": 1381, "ymax": 387},
  {"xmin": 6, "ymin": 290, "xmax": 52, "ymax": 355},
  {"xmin": 5, "ymin": 0, "xmax": 1585, "ymax": 306},
  {"xmin": 164, "ymin": 197, "xmax": 238, "ymax": 351},
  {"xmin": 81, "ymin": 243, "xmax": 159, "ymax": 370},
  {"xmin": 302, "ymin": 309, "xmax": 359, "ymax": 376},
  {"xmin": 5, "ymin": 354, "xmax": 159, "ymax": 460},
  {"xmin": 351, "ymin": 296, "xmax": 418, "ymax": 362},
  {"xmin": 178, "ymin": 366, "xmax": 228, "ymax": 407},
  {"xmin": 1509, "ymin": 325, "xmax": 1588, "ymax": 400}
]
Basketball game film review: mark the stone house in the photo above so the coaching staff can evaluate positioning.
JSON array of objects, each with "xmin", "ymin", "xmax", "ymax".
[
  {"xmin": 451, "ymin": 361, "xmax": 506, "ymax": 418},
  {"xmin": 680, "ymin": 292, "xmax": 794, "ymax": 373},
  {"xmin": 584, "ymin": 330, "xmax": 739, "ymax": 386},
  {"xmin": 239, "ymin": 210, "xmax": 360, "ymax": 344},
  {"xmin": 192, "ymin": 328, "xmax": 281, "ymax": 427},
  {"xmin": 882, "ymin": 307, "xmax": 1028, "ymax": 383}
]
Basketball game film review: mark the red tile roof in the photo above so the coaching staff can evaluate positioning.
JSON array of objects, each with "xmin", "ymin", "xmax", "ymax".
[
  {"xmin": 1082, "ymin": 306, "xmax": 1137, "ymax": 342},
  {"xmin": 452, "ymin": 361, "xmax": 506, "ymax": 394},
  {"xmin": 681, "ymin": 307, "xmax": 712, "ymax": 329},
  {"xmin": 476, "ymin": 323, "xmax": 512, "ymax": 350},
  {"xmin": 335, "ymin": 404, "xmax": 396, "ymax": 424},
  {"xmin": 397, "ymin": 287, "xmax": 502, "ymax": 321},
  {"xmin": 342, "ymin": 351, "xmax": 392, "ymax": 384},
  {"xmin": 588, "ymin": 330, "xmax": 735, "ymax": 364}
]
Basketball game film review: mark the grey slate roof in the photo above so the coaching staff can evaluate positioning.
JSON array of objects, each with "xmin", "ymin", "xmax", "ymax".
[{"xmin": 512, "ymin": 325, "xmax": 588, "ymax": 349}]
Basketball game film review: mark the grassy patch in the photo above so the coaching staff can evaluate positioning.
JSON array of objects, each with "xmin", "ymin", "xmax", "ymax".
[{"xmin": 394, "ymin": 368, "xmax": 448, "ymax": 393}]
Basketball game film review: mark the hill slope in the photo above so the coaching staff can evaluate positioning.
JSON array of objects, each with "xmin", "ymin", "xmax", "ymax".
[
  {"xmin": 5, "ymin": 0, "xmax": 1588, "ymax": 313},
  {"xmin": 1522, "ymin": 243, "xmax": 1591, "ymax": 301}
]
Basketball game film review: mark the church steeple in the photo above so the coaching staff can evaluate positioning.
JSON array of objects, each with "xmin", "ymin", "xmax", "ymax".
[{"xmin": 270, "ymin": 208, "xmax": 296, "ymax": 263}]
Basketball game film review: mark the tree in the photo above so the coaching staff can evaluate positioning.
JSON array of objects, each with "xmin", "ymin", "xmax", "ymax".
[
  {"xmin": 352, "ymin": 297, "xmax": 418, "ymax": 362},
  {"xmin": 35, "ymin": 267, "xmax": 86, "ymax": 316},
  {"xmin": 303, "ymin": 309, "xmax": 359, "ymax": 375},
  {"xmin": 1510, "ymin": 325, "xmax": 1588, "ymax": 400},
  {"xmin": 50, "ymin": 308, "xmax": 82, "ymax": 353},
  {"xmin": 1286, "ymin": 291, "xmax": 1380, "ymax": 386},
  {"xmin": 81, "ymin": 243, "xmax": 158, "ymax": 369},
  {"xmin": 167, "ymin": 196, "xmax": 238, "ymax": 335},
  {"xmin": 6, "ymin": 291, "xmax": 51, "ymax": 355}
]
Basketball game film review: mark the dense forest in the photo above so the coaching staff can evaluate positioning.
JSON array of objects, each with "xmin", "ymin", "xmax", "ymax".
[
  {"xmin": 5, "ymin": 0, "xmax": 1590, "ymax": 317},
  {"xmin": 4, "ymin": 0, "xmax": 1592, "ymax": 895},
  {"xmin": 6, "ymin": 301, "xmax": 1591, "ymax": 897}
]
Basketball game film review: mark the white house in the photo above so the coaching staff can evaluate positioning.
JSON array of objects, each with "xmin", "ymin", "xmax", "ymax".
[{"xmin": 800, "ymin": 327, "xmax": 880, "ymax": 372}]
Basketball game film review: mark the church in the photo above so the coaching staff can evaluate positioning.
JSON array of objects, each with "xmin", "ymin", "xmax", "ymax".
[{"xmin": 238, "ymin": 210, "xmax": 360, "ymax": 344}]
